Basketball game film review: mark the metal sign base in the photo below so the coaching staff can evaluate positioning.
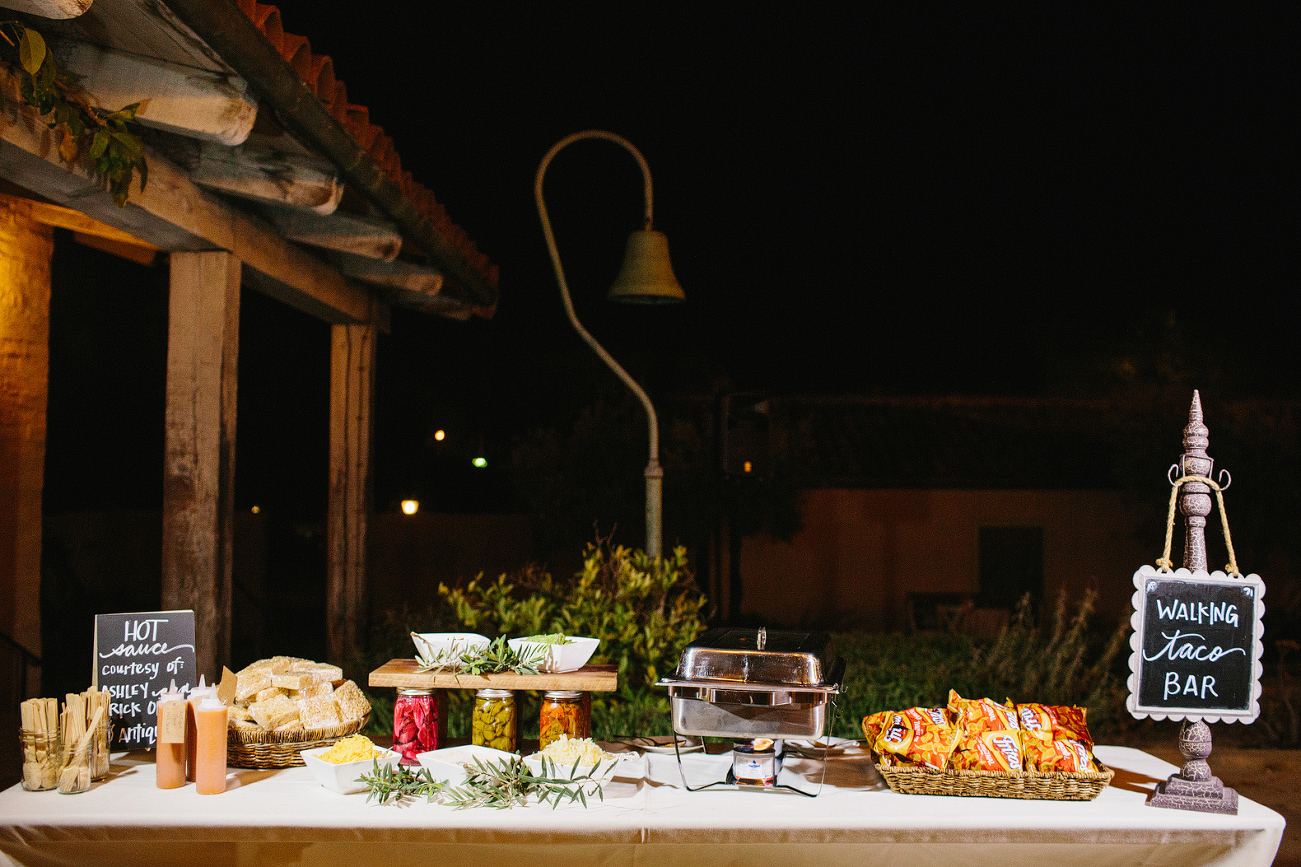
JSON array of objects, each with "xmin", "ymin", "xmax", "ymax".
[{"xmin": 1149, "ymin": 721, "xmax": 1238, "ymax": 815}]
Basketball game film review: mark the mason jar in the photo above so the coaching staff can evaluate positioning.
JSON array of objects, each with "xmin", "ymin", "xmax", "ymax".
[
  {"xmin": 392, "ymin": 688, "xmax": 437, "ymax": 765},
  {"xmin": 472, "ymin": 689, "xmax": 516, "ymax": 752},
  {"xmin": 539, "ymin": 690, "xmax": 588, "ymax": 749}
]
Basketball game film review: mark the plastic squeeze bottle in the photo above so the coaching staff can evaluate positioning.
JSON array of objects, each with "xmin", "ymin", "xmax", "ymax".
[
  {"xmin": 194, "ymin": 694, "xmax": 228, "ymax": 795},
  {"xmin": 155, "ymin": 680, "xmax": 187, "ymax": 789},
  {"xmin": 186, "ymin": 676, "xmax": 216, "ymax": 782}
]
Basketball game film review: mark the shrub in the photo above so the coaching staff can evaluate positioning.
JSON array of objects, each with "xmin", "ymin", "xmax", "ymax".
[
  {"xmin": 828, "ymin": 589, "xmax": 1131, "ymax": 740},
  {"xmin": 828, "ymin": 631, "xmax": 980, "ymax": 739},
  {"xmin": 439, "ymin": 541, "xmax": 708, "ymax": 738},
  {"xmin": 974, "ymin": 589, "xmax": 1130, "ymax": 731}
]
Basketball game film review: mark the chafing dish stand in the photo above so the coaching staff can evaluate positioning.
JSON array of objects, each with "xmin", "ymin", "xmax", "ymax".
[{"xmin": 659, "ymin": 627, "xmax": 845, "ymax": 796}]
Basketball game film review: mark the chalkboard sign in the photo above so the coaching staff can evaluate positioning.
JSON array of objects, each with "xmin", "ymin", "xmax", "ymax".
[
  {"xmin": 1126, "ymin": 566, "xmax": 1265, "ymax": 723},
  {"xmin": 92, "ymin": 610, "xmax": 197, "ymax": 749}
]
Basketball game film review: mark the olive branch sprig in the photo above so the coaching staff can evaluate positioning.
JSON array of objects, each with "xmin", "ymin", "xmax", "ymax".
[
  {"xmin": 1, "ymin": 19, "xmax": 147, "ymax": 206},
  {"xmin": 412, "ymin": 634, "xmax": 548, "ymax": 676},
  {"xmin": 357, "ymin": 759, "xmax": 446, "ymax": 805},
  {"xmin": 359, "ymin": 755, "xmax": 615, "ymax": 810}
]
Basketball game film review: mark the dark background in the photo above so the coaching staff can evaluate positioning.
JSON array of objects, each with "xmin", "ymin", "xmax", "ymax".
[
  {"xmin": 285, "ymin": 2, "xmax": 1295, "ymax": 417},
  {"xmin": 39, "ymin": 5, "xmax": 1298, "ymax": 662}
]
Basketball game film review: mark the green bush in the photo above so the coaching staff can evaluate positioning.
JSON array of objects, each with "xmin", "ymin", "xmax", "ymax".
[
  {"xmin": 439, "ymin": 541, "xmax": 708, "ymax": 739},
  {"xmin": 357, "ymin": 565, "xmax": 1133, "ymax": 746},
  {"xmin": 828, "ymin": 589, "xmax": 1131, "ymax": 740},
  {"xmin": 973, "ymin": 589, "xmax": 1131, "ymax": 734},
  {"xmin": 828, "ymin": 631, "xmax": 979, "ymax": 739}
]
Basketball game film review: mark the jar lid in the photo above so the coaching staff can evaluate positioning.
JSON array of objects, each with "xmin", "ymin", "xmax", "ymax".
[
  {"xmin": 476, "ymin": 688, "xmax": 513, "ymax": 698},
  {"xmin": 543, "ymin": 690, "xmax": 582, "ymax": 699},
  {"xmin": 398, "ymin": 687, "xmax": 434, "ymax": 696}
]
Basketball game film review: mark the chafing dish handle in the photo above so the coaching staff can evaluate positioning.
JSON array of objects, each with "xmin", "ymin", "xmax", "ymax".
[{"xmin": 825, "ymin": 656, "xmax": 846, "ymax": 692}]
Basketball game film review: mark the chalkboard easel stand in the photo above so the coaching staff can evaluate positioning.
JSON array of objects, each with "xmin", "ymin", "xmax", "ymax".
[
  {"xmin": 1149, "ymin": 719, "xmax": 1238, "ymax": 813},
  {"xmin": 1149, "ymin": 391, "xmax": 1238, "ymax": 816}
]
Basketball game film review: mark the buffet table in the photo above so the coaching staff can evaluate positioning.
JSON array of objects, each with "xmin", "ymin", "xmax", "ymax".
[{"xmin": 0, "ymin": 745, "xmax": 1284, "ymax": 867}]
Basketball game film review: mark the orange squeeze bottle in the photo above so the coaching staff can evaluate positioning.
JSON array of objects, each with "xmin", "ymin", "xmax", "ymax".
[
  {"xmin": 186, "ymin": 676, "xmax": 216, "ymax": 782},
  {"xmin": 155, "ymin": 680, "xmax": 187, "ymax": 789},
  {"xmin": 194, "ymin": 694, "xmax": 228, "ymax": 795}
]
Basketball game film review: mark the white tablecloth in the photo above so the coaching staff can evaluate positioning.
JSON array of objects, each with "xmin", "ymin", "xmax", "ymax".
[{"xmin": 0, "ymin": 745, "xmax": 1284, "ymax": 867}]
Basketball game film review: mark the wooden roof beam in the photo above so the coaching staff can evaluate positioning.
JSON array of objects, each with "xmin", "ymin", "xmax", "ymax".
[
  {"xmin": 0, "ymin": 0, "xmax": 92, "ymax": 19},
  {"xmin": 1, "ymin": 66, "xmax": 385, "ymax": 326},
  {"xmin": 191, "ymin": 139, "xmax": 342, "ymax": 214},
  {"xmin": 262, "ymin": 203, "xmax": 402, "ymax": 261},
  {"xmin": 49, "ymin": 38, "xmax": 256, "ymax": 146}
]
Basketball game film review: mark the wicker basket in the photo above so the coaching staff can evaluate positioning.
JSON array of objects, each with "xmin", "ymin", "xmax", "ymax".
[
  {"xmin": 226, "ymin": 714, "xmax": 370, "ymax": 769},
  {"xmin": 875, "ymin": 758, "xmax": 1114, "ymax": 800}
]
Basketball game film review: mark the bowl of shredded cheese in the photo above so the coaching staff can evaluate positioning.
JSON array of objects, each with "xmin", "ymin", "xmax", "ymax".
[
  {"xmin": 507, "ymin": 635, "xmax": 599, "ymax": 673},
  {"xmin": 302, "ymin": 735, "xmax": 398, "ymax": 794},
  {"xmin": 523, "ymin": 736, "xmax": 621, "ymax": 796}
]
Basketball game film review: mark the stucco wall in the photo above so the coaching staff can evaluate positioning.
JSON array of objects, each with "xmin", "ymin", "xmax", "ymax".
[{"xmin": 738, "ymin": 488, "xmax": 1149, "ymax": 631}]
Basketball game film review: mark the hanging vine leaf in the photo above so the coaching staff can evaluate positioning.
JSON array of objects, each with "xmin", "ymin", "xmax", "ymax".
[
  {"xmin": 16, "ymin": 25, "xmax": 43, "ymax": 74},
  {"xmin": 1, "ymin": 19, "xmax": 147, "ymax": 207}
]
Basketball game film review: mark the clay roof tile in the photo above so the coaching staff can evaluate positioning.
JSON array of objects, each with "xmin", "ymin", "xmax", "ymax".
[{"xmin": 237, "ymin": 2, "xmax": 497, "ymax": 290}]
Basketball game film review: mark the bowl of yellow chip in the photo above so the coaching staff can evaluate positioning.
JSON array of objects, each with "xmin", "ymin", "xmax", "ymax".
[{"xmin": 302, "ymin": 735, "xmax": 398, "ymax": 794}]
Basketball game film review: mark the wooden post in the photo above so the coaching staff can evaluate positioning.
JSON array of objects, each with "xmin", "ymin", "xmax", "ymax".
[
  {"xmin": 0, "ymin": 196, "xmax": 53, "ymax": 695},
  {"xmin": 161, "ymin": 251, "xmax": 240, "ymax": 679},
  {"xmin": 327, "ymin": 321, "xmax": 375, "ymax": 662}
]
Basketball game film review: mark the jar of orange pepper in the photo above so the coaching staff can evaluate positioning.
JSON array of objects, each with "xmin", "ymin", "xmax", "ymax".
[{"xmin": 539, "ymin": 690, "xmax": 588, "ymax": 749}]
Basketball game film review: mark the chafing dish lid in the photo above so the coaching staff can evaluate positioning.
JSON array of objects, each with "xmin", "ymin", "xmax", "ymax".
[{"xmin": 673, "ymin": 627, "xmax": 837, "ymax": 687}]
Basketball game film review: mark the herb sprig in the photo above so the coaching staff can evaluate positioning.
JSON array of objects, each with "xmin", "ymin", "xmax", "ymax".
[
  {"xmin": 360, "ymin": 755, "xmax": 616, "ymax": 810},
  {"xmin": 358, "ymin": 759, "xmax": 445, "ymax": 805}
]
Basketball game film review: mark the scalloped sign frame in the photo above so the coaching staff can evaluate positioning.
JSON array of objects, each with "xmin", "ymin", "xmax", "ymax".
[{"xmin": 1126, "ymin": 565, "xmax": 1265, "ymax": 723}]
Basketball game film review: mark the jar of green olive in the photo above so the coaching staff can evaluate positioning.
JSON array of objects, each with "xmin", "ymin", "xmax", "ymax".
[{"xmin": 472, "ymin": 688, "xmax": 516, "ymax": 752}]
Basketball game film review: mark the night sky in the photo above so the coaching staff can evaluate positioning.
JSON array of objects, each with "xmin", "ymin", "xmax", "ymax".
[
  {"xmin": 43, "ymin": 4, "xmax": 1299, "ymax": 518},
  {"xmin": 32, "ymin": 3, "xmax": 1299, "ymax": 682},
  {"xmin": 265, "ymin": 3, "xmax": 1294, "ymax": 391}
]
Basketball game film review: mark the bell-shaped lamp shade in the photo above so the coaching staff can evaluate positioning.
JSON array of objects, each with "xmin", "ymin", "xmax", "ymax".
[{"xmin": 607, "ymin": 229, "xmax": 685, "ymax": 304}]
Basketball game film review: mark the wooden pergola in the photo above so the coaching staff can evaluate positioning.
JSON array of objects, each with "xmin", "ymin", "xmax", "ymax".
[{"xmin": 0, "ymin": 0, "xmax": 498, "ymax": 687}]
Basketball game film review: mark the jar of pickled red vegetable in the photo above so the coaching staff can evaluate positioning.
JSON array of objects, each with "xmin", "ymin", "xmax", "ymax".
[
  {"xmin": 472, "ymin": 689, "xmax": 516, "ymax": 752},
  {"xmin": 539, "ymin": 690, "xmax": 588, "ymax": 749},
  {"xmin": 393, "ymin": 688, "xmax": 437, "ymax": 765}
]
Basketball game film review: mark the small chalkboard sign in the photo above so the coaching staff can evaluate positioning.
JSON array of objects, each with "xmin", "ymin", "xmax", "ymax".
[
  {"xmin": 92, "ymin": 610, "xmax": 197, "ymax": 749},
  {"xmin": 1126, "ymin": 566, "xmax": 1265, "ymax": 723}
]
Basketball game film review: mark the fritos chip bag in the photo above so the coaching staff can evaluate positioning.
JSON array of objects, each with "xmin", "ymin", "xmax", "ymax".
[
  {"xmin": 947, "ymin": 690, "xmax": 1023, "ymax": 772},
  {"xmin": 873, "ymin": 707, "xmax": 959, "ymax": 770},
  {"xmin": 1015, "ymin": 702, "xmax": 1096, "ymax": 771},
  {"xmin": 861, "ymin": 710, "xmax": 891, "ymax": 746},
  {"xmin": 1015, "ymin": 702, "xmax": 1093, "ymax": 747},
  {"xmin": 1024, "ymin": 738, "xmax": 1096, "ymax": 772}
]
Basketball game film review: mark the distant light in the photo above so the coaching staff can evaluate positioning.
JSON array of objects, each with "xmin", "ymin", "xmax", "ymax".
[
  {"xmin": 401, "ymin": 499, "xmax": 419, "ymax": 515},
  {"xmin": 743, "ymin": 461, "xmax": 753, "ymax": 473},
  {"xmin": 434, "ymin": 430, "xmax": 446, "ymax": 441},
  {"xmin": 472, "ymin": 457, "xmax": 488, "ymax": 468},
  {"xmin": 250, "ymin": 505, "xmax": 260, "ymax": 514}
]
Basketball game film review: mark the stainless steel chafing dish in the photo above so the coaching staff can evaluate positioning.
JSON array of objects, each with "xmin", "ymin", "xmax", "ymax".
[{"xmin": 658, "ymin": 626, "xmax": 844, "ymax": 741}]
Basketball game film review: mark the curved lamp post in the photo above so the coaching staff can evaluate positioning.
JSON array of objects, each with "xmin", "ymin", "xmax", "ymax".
[{"xmin": 535, "ymin": 130, "xmax": 684, "ymax": 558}]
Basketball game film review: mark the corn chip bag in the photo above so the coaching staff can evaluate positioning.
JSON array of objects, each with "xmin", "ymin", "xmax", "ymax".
[
  {"xmin": 861, "ymin": 710, "xmax": 891, "ymax": 746},
  {"xmin": 948, "ymin": 690, "xmax": 1023, "ymax": 771},
  {"xmin": 874, "ymin": 707, "xmax": 959, "ymax": 770},
  {"xmin": 1024, "ymin": 737, "xmax": 1096, "ymax": 772}
]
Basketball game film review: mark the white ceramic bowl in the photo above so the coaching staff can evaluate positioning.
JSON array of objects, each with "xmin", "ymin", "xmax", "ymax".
[
  {"xmin": 411, "ymin": 632, "xmax": 490, "ymax": 662},
  {"xmin": 523, "ymin": 751, "xmax": 621, "ymax": 797},
  {"xmin": 416, "ymin": 744, "xmax": 517, "ymax": 785},
  {"xmin": 507, "ymin": 635, "xmax": 600, "ymax": 673},
  {"xmin": 301, "ymin": 744, "xmax": 398, "ymax": 795}
]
